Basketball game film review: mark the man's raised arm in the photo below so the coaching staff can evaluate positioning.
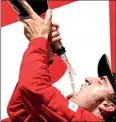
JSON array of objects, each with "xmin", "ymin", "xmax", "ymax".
[
  {"xmin": 17, "ymin": 0, "xmax": 57, "ymax": 116},
  {"xmin": 17, "ymin": 1, "xmax": 75, "ymax": 121}
]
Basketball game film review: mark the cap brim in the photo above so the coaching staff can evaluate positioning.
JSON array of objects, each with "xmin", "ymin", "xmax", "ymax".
[{"xmin": 98, "ymin": 54, "xmax": 116, "ymax": 91}]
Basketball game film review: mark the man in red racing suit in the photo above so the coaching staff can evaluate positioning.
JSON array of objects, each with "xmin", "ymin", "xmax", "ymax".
[{"xmin": 7, "ymin": 1, "xmax": 116, "ymax": 122}]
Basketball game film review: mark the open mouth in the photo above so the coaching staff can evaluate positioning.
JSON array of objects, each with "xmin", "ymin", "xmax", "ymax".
[
  {"xmin": 67, "ymin": 83, "xmax": 87, "ymax": 100},
  {"xmin": 67, "ymin": 94, "xmax": 73, "ymax": 100}
]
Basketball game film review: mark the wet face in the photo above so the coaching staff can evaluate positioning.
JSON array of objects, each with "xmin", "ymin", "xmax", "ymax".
[{"xmin": 68, "ymin": 76, "xmax": 114, "ymax": 111}]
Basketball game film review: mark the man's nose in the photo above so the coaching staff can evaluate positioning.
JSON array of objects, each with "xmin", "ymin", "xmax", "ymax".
[
  {"xmin": 85, "ymin": 77, "xmax": 92, "ymax": 85},
  {"xmin": 85, "ymin": 77, "xmax": 99, "ymax": 85}
]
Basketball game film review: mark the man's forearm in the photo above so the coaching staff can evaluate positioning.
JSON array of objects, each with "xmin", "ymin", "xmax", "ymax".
[
  {"xmin": 18, "ymin": 37, "xmax": 51, "ymax": 88},
  {"xmin": 18, "ymin": 37, "xmax": 58, "ymax": 117}
]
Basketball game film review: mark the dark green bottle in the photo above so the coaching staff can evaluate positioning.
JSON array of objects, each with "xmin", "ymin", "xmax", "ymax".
[{"xmin": 8, "ymin": 0, "xmax": 66, "ymax": 56}]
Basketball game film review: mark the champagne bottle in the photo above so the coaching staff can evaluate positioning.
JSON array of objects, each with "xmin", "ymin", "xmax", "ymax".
[
  {"xmin": 8, "ymin": 0, "xmax": 48, "ymax": 17},
  {"xmin": 8, "ymin": 0, "xmax": 66, "ymax": 56}
]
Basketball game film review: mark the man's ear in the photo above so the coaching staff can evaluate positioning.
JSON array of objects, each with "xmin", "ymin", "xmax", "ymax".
[{"xmin": 99, "ymin": 101, "xmax": 115, "ymax": 113}]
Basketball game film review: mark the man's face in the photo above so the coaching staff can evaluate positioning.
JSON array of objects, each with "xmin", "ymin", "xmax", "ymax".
[{"xmin": 68, "ymin": 75, "xmax": 114, "ymax": 111}]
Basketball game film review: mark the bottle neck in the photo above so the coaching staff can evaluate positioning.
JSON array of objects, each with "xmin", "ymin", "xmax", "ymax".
[
  {"xmin": 51, "ymin": 41, "xmax": 66, "ymax": 55},
  {"xmin": 55, "ymin": 46, "xmax": 66, "ymax": 56}
]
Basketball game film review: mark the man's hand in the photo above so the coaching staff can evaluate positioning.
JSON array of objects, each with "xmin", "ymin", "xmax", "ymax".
[
  {"xmin": 47, "ymin": 23, "xmax": 62, "ymax": 64},
  {"xmin": 19, "ymin": 0, "xmax": 52, "ymax": 40},
  {"xmin": 49, "ymin": 23, "xmax": 61, "ymax": 44}
]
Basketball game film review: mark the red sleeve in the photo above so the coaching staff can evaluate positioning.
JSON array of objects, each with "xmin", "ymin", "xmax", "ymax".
[
  {"xmin": 18, "ymin": 37, "xmax": 50, "ymax": 86},
  {"xmin": 18, "ymin": 37, "xmax": 76, "ymax": 120},
  {"xmin": 18, "ymin": 37, "xmax": 57, "ymax": 98}
]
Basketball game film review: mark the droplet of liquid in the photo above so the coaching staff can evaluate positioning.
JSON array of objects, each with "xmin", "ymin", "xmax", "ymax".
[{"xmin": 61, "ymin": 54, "xmax": 76, "ymax": 93}]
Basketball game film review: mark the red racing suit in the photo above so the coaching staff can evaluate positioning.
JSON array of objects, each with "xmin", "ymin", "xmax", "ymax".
[{"xmin": 7, "ymin": 37, "xmax": 101, "ymax": 122}]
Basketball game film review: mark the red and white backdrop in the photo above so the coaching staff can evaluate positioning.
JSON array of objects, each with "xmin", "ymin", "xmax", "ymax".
[{"xmin": 1, "ymin": 0, "xmax": 116, "ymax": 120}]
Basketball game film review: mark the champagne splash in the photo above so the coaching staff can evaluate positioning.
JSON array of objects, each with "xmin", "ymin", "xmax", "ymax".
[{"xmin": 61, "ymin": 54, "xmax": 76, "ymax": 93}]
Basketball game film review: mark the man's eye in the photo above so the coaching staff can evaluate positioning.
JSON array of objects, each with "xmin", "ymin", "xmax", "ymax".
[
  {"xmin": 100, "ymin": 76, "xmax": 105, "ymax": 80},
  {"xmin": 100, "ymin": 76, "xmax": 107, "ymax": 84},
  {"xmin": 98, "ymin": 81, "xmax": 102, "ymax": 85}
]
